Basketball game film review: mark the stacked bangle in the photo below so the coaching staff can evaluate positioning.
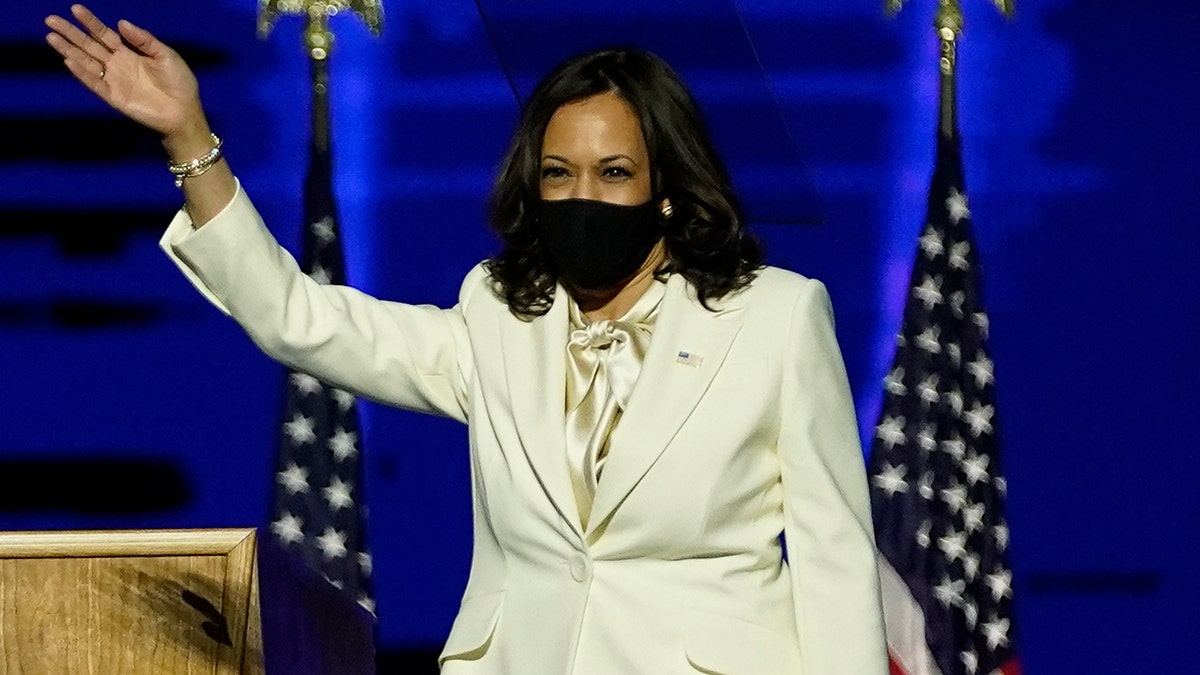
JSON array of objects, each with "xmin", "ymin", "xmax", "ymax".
[{"xmin": 167, "ymin": 133, "xmax": 223, "ymax": 187}]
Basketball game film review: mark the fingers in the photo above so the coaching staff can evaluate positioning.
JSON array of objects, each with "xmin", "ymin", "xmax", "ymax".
[
  {"xmin": 44, "ymin": 13, "xmax": 111, "ymax": 70},
  {"xmin": 45, "ymin": 34, "xmax": 107, "ymax": 86},
  {"xmin": 70, "ymin": 4, "xmax": 124, "ymax": 53},
  {"xmin": 62, "ymin": 57, "xmax": 106, "ymax": 98},
  {"xmin": 117, "ymin": 19, "xmax": 165, "ymax": 59}
]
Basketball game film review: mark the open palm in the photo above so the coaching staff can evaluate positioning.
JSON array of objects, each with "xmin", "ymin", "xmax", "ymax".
[{"xmin": 45, "ymin": 4, "xmax": 203, "ymax": 137}]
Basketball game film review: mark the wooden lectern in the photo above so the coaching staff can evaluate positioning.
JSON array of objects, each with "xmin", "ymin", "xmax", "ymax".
[{"xmin": 0, "ymin": 528, "xmax": 374, "ymax": 674}]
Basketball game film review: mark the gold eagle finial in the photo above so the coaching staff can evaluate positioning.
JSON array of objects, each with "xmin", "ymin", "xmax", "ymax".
[
  {"xmin": 258, "ymin": 0, "xmax": 383, "ymax": 39},
  {"xmin": 886, "ymin": 0, "xmax": 1014, "ymax": 19}
]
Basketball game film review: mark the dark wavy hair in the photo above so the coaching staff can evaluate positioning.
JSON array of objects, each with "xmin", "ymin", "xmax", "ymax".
[{"xmin": 486, "ymin": 48, "xmax": 763, "ymax": 318}]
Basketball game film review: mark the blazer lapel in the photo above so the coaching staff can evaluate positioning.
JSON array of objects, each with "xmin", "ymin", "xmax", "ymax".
[
  {"xmin": 587, "ymin": 274, "xmax": 745, "ymax": 537},
  {"xmin": 499, "ymin": 285, "xmax": 584, "ymax": 540}
]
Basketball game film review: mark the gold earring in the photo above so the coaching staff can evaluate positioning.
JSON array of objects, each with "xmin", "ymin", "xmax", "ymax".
[{"xmin": 661, "ymin": 203, "xmax": 674, "ymax": 219}]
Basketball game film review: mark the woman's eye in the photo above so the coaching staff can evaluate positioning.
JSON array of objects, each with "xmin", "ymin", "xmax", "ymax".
[
  {"xmin": 602, "ymin": 166, "xmax": 633, "ymax": 179},
  {"xmin": 541, "ymin": 167, "xmax": 568, "ymax": 180}
]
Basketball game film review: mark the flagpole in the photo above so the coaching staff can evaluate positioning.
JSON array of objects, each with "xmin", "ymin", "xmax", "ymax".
[
  {"xmin": 257, "ymin": 1, "xmax": 384, "ymax": 154},
  {"xmin": 884, "ymin": 0, "xmax": 1015, "ymax": 138},
  {"xmin": 934, "ymin": 3, "xmax": 962, "ymax": 140},
  {"xmin": 306, "ymin": 12, "xmax": 333, "ymax": 154}
]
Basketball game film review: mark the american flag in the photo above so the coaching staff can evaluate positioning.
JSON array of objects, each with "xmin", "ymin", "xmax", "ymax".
[
  {"xmin": 268, "ymin": 125, "xmax": 375, "ymax": 615},
  {"xmin": 867, "ymin": 128, "xmax": 1018, "ymax": 675}
]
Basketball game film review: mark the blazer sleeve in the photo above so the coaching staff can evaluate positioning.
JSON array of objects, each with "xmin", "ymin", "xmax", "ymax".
[
  {"xmin": 159, "ymin": 181, "xmax": 474, "ymax": 423},
  {"xmin": 777, "ymin": 279, "xmax": 888, "ymax": 673}
]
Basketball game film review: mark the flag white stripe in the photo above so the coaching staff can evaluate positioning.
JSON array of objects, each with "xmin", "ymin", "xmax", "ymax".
[{"xmin": 878, "ymin": 553, "xmax": 943, "ymax": 675}]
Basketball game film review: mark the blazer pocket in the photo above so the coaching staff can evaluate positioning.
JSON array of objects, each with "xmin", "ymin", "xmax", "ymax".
[
  {"xmin": 684, "ymin": 609, "xmax": 801, "ymax": 674},
  {"xmin": 438, "ymin": 590, "xmax": 506, "ymax": 667}
]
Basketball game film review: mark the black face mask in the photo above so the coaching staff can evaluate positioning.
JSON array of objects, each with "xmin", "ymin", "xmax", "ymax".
[{"xmin": 537, "ymin": 198, "xmax": 662, "ymax": 291}]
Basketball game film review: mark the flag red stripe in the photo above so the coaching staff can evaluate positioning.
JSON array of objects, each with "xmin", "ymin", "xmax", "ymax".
[{"xmin": 1001, "ymin": 657, "xmax": 1022, "ymax": 675}]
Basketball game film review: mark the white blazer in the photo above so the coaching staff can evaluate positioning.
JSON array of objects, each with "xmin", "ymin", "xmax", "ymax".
[{"xmin": 161, "ymin": 183, "xmax": 887, "ymax": 675}]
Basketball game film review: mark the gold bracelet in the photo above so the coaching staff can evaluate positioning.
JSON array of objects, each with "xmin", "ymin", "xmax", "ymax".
[{"xmin": 167, "ymin": 133, "xmax": 223, "ymax": 188}]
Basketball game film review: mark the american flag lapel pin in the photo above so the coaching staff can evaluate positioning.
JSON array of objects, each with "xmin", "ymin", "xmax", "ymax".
[{"xmin": 675, "ymin": 351, "xmax": 703, "ymax": 368}]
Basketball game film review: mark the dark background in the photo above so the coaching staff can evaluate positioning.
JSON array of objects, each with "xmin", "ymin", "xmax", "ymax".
[{"xmin": 2, "ymin": 1, "xmax": 1197, "ymax": 672}]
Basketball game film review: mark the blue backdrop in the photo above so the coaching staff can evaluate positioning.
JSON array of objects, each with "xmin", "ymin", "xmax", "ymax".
[{"xmin": 2, "ymin": 1, "xmax": 1197, "ymax": 672}]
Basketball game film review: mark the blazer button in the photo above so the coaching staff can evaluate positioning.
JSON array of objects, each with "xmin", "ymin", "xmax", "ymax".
[{"xmin": 569, "ymin": 554, "xmax": 590, "ymax": 582}]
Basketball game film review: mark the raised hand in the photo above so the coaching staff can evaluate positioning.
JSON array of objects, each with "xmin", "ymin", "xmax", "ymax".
[
  {"xmin": 45, "ymin": 4, "xmax": 235, "ymax": 225},
  {"xmin": 45, "ymin": 4, "xmax": 205, "ymax": 139}
]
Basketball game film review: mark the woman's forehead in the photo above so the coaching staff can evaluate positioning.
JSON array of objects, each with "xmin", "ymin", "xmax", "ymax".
[{"xmin": 542, "ymin": 92, "xmax": 647, "ymax": 160}]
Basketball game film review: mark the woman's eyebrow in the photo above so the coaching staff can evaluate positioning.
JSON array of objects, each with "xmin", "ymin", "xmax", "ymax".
[
  {"xmin": 598, "ymin": 154, "xmax": 639, "ymax": 164},
  {"xmin": 540, "ymin": 153, "xmax": 639, "ymax": 165}
]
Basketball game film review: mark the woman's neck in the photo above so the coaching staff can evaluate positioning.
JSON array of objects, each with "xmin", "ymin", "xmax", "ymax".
[{"xmin": 572, "ymin": 240, "xmax": 666, "ymax": 322}]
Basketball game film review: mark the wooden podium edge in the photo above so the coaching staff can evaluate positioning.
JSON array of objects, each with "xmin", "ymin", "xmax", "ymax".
[
  {"xmin": 224, "ymin": 529, "xmax": 263, "ymax": 674},
  {"xmin": 243, "ymin": 540, "xmax": 265, "ymax": 674},
  {"xmin": 0, "ymin": 528, "xmax": 257, "ymax": 558}
]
